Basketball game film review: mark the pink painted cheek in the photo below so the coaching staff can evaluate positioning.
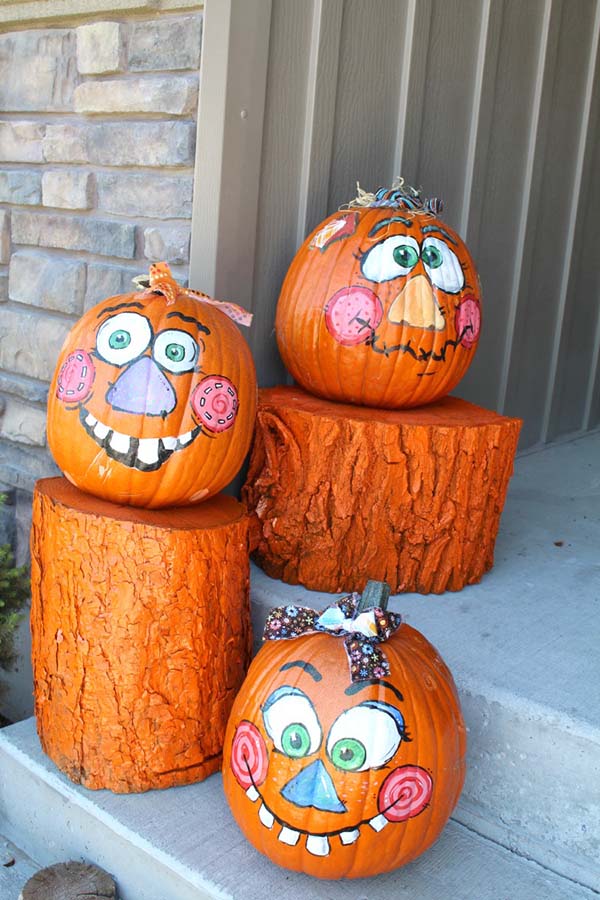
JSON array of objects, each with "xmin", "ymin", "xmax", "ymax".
[
  {"xmin": 230, "ymin": 720, "xmax": 268, "ymax": 790},
  {"xmin": 56, "ymin": 350, "xmax": 95, "ymax": 403},
  {"xmin": 377, "ymin": 765, "xmax": 433, "ymax": 822},
  {"xmin": 455, "ymin": 297, "xmax": 481, "ymax": 348},
  {"xmin": 325, "ymin": 286, "xmax": 383, "ymax": 346},
  {"xmin": 191, "ymin": 375, "xmax": 239, "ymax": 433}
]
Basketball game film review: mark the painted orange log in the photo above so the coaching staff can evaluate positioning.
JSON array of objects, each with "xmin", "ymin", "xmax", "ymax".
[
  {"xmin": 243, "ymin": 386, "xmax": 521, "ymax": 594},
  {"xmin": 30, "ymin": 477, "xmax": 253, "ymax": 793}
]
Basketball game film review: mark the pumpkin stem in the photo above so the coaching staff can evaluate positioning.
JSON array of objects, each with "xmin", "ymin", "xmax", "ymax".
[{"xmin": 357, "ymin": 580, "xmax": 390, "ymax": 612}]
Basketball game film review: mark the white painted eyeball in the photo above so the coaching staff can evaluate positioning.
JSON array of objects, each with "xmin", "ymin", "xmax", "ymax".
[
  {"xmin": 327, "ymin": 701, "xmax": 406, "ymax": 772},
  {"xmin": 421, "ymin": 237, "xmax": 465, "ymax": 293},
  {"xmin": 96, "ymin": 313, "xmax": 152, "ymax": 366},
  {"xmin": 153, "ymin": 329, "xmax": 199, "ymax": 374},
  {"xmin": 262, "ymin": 686, "xmax": 322, "ymax": 758},
  {"xmin": 361, "ymin": 235, "xmax": 421, "ymax": 282}
]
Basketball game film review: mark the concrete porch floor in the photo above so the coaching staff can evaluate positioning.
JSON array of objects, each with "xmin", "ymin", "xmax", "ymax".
[{"xmin": 0, "ymin": 430, "xmax": 599, "ymax": 899}]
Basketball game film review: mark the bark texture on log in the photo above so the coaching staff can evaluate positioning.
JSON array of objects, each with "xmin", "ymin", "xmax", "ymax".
[
  {"xmin": 20, "ymin": 861, "xmax": 117, "ymax": 899},
  {"xmin": 243, "ymin": 387, "xmax": 521, "ymax": 594},
  {"xmin": 31, "ymin": 477, "xmax": 252, "ymax": 793}
]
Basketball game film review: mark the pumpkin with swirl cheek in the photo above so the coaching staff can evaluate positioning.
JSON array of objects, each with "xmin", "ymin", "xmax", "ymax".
[
  {"xmin": 275, "ymin": 183, "xmax": 481, "ymax": 408},
  {"xmin": 222, "ymin": 589, "xmax": 466, "ymax": 879},
  {"xmin": 47, "ymin": 265, "xmax": 257, "ymax": 508}
]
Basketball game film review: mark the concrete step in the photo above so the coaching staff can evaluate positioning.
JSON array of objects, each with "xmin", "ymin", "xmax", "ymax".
[
  {"xmin": 0, "ymin": 834, "xmax": 39, "ymax": 900},
  {"xmin": 0, "ymin": 718, "xmax": 596, "ymax": 900},
  {"xmin": 250, "ymin": 431, "xmax": 600, "ymax": 892}
]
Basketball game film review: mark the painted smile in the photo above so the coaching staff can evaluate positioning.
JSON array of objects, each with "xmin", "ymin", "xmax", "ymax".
[
  {"xmin": 80, "ymin": 406, "xmax": 202, "ymax": 472},
  {"xmin": 243, "ymin": 773, "xmax": 395, "ymax": 858}
]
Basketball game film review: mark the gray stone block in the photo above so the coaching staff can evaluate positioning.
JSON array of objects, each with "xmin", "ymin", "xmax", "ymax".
[
  {"xmin": 88, "ymin": 121, "xmax": 195, "ymax": 167},
  {"xmin": 42, "ymin": 170, "xmax": 94, "ymax": 210},
  {"xmin": 0, "ymin": 30, "xmax": 77, "ymax": 112},
  {"xmin": 85, "ymin": 263, "xmax": 138, "ymax": 310},
  {"xmin": 96, "ymin": 172, "xmax": 193, "ymax": 218},
  {"xmin": 76, "ymin": 21, "xmax": 122, "ymax": 74},
  {"xmin": 143, "ymin": 224, "xmax": 190, "ymax": 263},
  {"xmin": 0, "ymin": 307, "xmax": 71, "ymax": 382},
  {"xmin": 0, "ymin": 210, "xmax": 9, "ymax": 264},
  {"xmin": 42, "ymin": 124, "xmax": 88, "ymax": 164},
  {"xmin": 128, "ymin": 15, "xmax": 202, "ymax": 71},
  {"xmin": 74, "ymin": 76, "xmax": 198, "ymax": 116},
  {"xmin": 0, "ymin": 170, "xmax": 42, "ymax": 206},
  {"xmin": 0, "ymin": 398, "xmax": 46, "ymax": 447},
  {"xmin": 9, "ymin": 251, "xmax": 86, "ymax": 315},
  {"xmin": 0, "ymin": 373, "xmax": 49, "ymax": 406},
  {"xmin": 0, "ymin": 121, "xmax": 45, "ymax": 163},
  {"xmin": 11, "ymin": 212, "xmax": 135, "ymax": 259},
  {"xmin": 0, "ymin": 272, "xmax": 8, "ymax": 302}
]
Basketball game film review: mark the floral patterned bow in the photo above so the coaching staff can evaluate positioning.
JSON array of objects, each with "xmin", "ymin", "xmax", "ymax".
[
  {"xmin": 133, "ymin": 262, "xmax": 253, "ymax": 327},
  {"xmin": 263, "ymin": 593, "xmax": 402, "ymax": 683}
]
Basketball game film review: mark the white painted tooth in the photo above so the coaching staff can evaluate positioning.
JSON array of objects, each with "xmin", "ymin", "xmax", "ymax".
[
  {"xmin": 306, "ymin": 834, "xmax": 329, "ymax": 857},
  {"xmin": 85, "ymin": 413, "xmax": 97, "ymax": 427},
  {"xmin": 137, "ymin": 438, "xmax": 160, "ymax": 466},
  {"xmin": 258, "ymin": 803, "xmax": 274, "ymax": 829},
  {"xmin": 339, "ymin": 829, "xmax": 360, "ymax": 845},
  {"xmin": 94, "ymin": 422, "xmax": 110, "ymax": 439},
  {"xmin": 162, "ymin": 436, "xmax": 177, "ymax": 451},
  {"xmin": 178, "ymin": 430, "xmax": 192, "ymax": 446},
  {"xmin": 278, "ymin": 826, "xmax": 300, "ymax": 846},
  {"xmin": 369, "ymin": 814, "xmax": 388, "ymax": 832},
  {"xmin": 109, "ymin": 430, "xmax": 130, "ymax": 454},
  {"xmin": 245, "ymin": 786, "xmax": 259, "ymax": 802}
]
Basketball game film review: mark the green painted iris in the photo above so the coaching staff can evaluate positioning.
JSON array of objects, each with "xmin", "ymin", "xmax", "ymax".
[
  {"xmin": 422, "ymin": 245, "xmax": 444, "ymax": 268},
  {"xmin": 108, "ymin": 330, "xmax": 131, "ymax": 350},
  {"xmin": 165, "ymin": 343, "xmax": 185, "ymax": 363},
  {"xmin": 281, "ymin": 723, "xmax": 311, "ymax": 757},
  {"xmin": 330, "ymin": 738, "xmax": 366, "ymax": 771},
  {"xmin": 393, "ymin": 244, "xmax": 419, "ymax": 269}
]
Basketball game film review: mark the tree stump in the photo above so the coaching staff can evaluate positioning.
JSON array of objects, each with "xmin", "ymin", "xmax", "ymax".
[
  {"xmin": 20, "ymin": 861, "xmax": 117, "ymax": 899},
  {"xmin": 30, "ymin": 477, "xmax": 253, "ymax": 793},
  {"xmin": 243, "ymin": 386, "xmax": 521, "ymax": 594}
]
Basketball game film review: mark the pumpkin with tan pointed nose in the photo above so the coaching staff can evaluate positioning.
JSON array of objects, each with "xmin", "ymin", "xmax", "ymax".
[
  {"xmin": 275, "ymin": 184, "xmax": 481, "ymax": 408},
  {"xmin": 47, "ymin": 264, "xmax": 257, "ymax": 508},
  {"xmin": 222, "ymin": 585, "xmax": 466, "ymax": 878}
]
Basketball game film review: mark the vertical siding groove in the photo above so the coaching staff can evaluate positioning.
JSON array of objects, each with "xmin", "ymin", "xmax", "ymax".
[
  {"xmin": 393, "ymin": 0, "xmax": 418, "ymax": 177},
  {"xmin": 295, "ymin": 0, "xmax": 344, "ymax": 248},
  {"xmin": 459, "ymin": 0, "xmax": 492, "ymax": 238},
  {"xmin": 496, "ymin": 0, "xmax": 554, "ymax": 414}
]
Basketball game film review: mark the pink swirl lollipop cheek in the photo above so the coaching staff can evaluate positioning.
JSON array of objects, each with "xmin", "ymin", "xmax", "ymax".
[
  {"xmin": 377, "ymin": 765, "xmax": 433, "ymax": 822},
  {"xmin": 325, "ymin": 286, "xmax": 383, "ymax": 346},
  {"xmin": 455, "ymin": 298, "xmax": 481, "ymax": 348},
  {"xmin": 56, "ymin": 350, "xmax": 95, "ymax": 403},
  {"xmin": 230, "ymin": 720, "xmax": 268, "ymax": 790},
  {"xmin": 191, "ymin": 375, "xmax": 239, "ymax": 433}
]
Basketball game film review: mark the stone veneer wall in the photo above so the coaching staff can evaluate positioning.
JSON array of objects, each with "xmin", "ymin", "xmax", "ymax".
[{"xmin": 0, "ymin": 4, "xmax": 203, "ymax": 718}]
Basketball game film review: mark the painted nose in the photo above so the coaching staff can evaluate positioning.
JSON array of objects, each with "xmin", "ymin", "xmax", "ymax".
[
  {"xmin": 281, "ymin": 759, "xmax": 347, "ymax": 813},
  {"xmin": 388, "ymin": 274, "xmax": 445, "ymax": 330},
  {"xmin": 106, "ymin": 356, "xmax": 176, "ymax": 417}
]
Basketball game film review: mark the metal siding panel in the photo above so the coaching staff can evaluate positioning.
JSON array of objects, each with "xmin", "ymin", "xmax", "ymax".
[
  {"xmin": 326, "ymin": 0, "xmax": 410, "ymax": 210},
  {"xmin": 504, "ymin": 0, "xmax": 597, "ymax": 447},
  {"xmin": 457, "ymin": 0, "xmax": 548, "ymax": 410}
]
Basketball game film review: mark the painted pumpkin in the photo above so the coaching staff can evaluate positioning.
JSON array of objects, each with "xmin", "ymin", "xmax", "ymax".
[
  {"xmin": 275, "ymin": 183, "xmax": 481, "ymax": 408},
  {"xmin": 222, "ymin": 586, "xmax": 466, "ymax": 878},
  {"xmin": 47, "ymin": 264, "xmax": 257, "ymax": 508}
]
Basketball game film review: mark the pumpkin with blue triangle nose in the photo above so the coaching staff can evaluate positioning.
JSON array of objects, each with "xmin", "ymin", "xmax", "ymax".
[
  {"xmin": 222, "ymin": 587, "xmax": 466, "ymax": 879},
  {"xmin": 47, "ymin": 265, "xmax": 257, "ymax": 508}
]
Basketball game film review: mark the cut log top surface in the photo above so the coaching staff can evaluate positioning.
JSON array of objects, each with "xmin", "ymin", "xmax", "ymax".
[
  {"xmin": 35, "ymin": 476, "xmax": 247, "ymax": 530},
  {"xmin": 20, "ymin": 861, "xmax": 117, "ymax": 899},
  {"xmin": 259, "ymin": 385, "xmax": 520, "ymax": 427}
]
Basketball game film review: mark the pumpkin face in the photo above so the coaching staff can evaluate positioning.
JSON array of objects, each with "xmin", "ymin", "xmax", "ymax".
[
  {"xmin": 222, "ymin": 620, "xmax": 466, "ymax": 878},
  {"xmin": 47, "ymin": 282, "xmax": 257, "ymax": 508},
  {"xmin": 275, "ymin": 186, "xmax": 481, "ymax": 408}
]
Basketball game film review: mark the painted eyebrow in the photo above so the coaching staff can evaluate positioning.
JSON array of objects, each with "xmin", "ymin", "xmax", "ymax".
[
  {"xmin": 166, "ymin": 310, "xmax": 211, "ymax": 335},
  {"xmin": 279, "ymin": 661, "xmax": 322, "ymax": 682},
  {"xmin": 344, "ymin": 678, "xmax": 404, "ymax": 703},
  {"xmin": 368, "ymin": 216, "xmax": 413, "ymax": 237},
  {"xmin": 96, "ymin": 301, "xmax": 145, "ymax": 317},
  {"xmin": 421, "ymin": 224, "xmax": 457, "ymax": 246}
]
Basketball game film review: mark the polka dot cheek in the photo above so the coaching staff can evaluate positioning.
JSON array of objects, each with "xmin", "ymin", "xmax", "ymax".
[{"xmin": 191, "ymin": 374, "xmax": 239, "ymax": 433}]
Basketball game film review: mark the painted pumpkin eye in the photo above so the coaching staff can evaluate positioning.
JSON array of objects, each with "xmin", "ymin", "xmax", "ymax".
[
  {"xmin": 262, "ymin": 686, "xmax": 322, "ymax": 758},
  {"xmin": 96, "ymin": 313, "xmax": 152, "ymax": 366},
  {"xmin": 421, "ymin": 237, "xmax": 464, "ymax": 293},
  {"xmin": 153, "ymin": 329, "xmax": 199, "ymax": 374},
  {"xmin": 361, "ymin": 235, "xmax": 420, "ymax": 282},
  {"xmin": 327, "ymin": 701, "xmax": 405, "ymax": 772}
]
